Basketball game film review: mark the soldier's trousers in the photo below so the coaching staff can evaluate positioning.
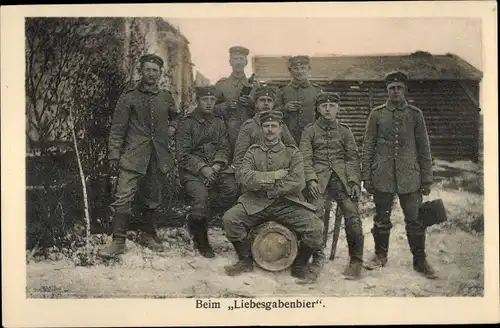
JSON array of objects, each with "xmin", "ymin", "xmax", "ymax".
[
  {"xmin": 372, "ymin": 191, "xmax": 425, "ymax": 236},
  {"xmin": 307, "ymin": 173, "xmax": 363, "ymax": 261},
  {"xmin": 222, "ymin": 199, "xmax": 324, "ymax": 249},
  {"xmin": 183, "ymin": 173, "xmax": 238, "ymax": 220},
  {"xmin": 309, "ymin": 173, "xmax": 360, "ymax": 220},
  {"xmin": 111, "ymin": 153, "xmax": 164, "ymax": 215}
]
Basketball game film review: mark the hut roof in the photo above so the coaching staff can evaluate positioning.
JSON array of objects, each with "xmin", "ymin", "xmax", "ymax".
[{"xmin": 252, "ymin": 52, "xmax": 483, "ymax": 82}]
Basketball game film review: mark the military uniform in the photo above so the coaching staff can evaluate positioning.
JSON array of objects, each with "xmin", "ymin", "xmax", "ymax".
[
  {"xmin": 222, "ymin": 110, "xmax": 324, "ymax": 282},
  {"xmin": 177, "ymin": 86, "xmax": 238, "ymax": 257},
  {"xmin": 361, "ymin": 71, "xmax": 436, "ymax": 278},
  {"xmin": 109, "ymin": 84, "xmax": 179, "ymax": 212},
  {"xmin": 233, "ymin": 114, "xmax": 296, "ymax": 174},
  {"xmin": 300, "ymin": 92, "xmax": 364, "ymax": 279},
  {"xmin": 232, "ymin": 86, "xmax": 296, "ymax": 176},
  {"xmin": 275, "ymin": 56, "xmax": 322, "ymax": 144},
  {"xmin": 214, "ymin": 46, "xmax": 260, "ymax": 151},
  {"xmin": 101, "ymin": 54, "xmax": 176, "ymax": 258}
]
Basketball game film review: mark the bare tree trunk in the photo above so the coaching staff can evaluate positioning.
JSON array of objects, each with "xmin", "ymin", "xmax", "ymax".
[{"xmin": 69, "ymin": 112, "xmax": 91, "ymax": 263}]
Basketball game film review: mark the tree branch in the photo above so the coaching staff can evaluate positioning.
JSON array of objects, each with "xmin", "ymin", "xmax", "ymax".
[{"xmin": 69, "ymin": 108, "xmax": 92, "ymax": 265}]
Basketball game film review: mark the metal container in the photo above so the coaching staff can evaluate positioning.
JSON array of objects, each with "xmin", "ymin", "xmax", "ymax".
[{"xmin": 250, "ymin": 221, "xmax": 298, "ymax": 272}]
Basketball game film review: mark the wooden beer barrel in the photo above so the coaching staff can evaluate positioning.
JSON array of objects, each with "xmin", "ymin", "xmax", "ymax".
[{"xmin": 250, "ymin": 221, "xmax": 298, "ymax": 272}]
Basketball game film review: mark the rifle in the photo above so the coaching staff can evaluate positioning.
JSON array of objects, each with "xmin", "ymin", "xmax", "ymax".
[
  {"xmin": 322, "ymin": 190, "xmax": 334, "ymax": 246},
  {"xmin": 329, "ymin": 204, "xmax": 343, "ymax": 261}
]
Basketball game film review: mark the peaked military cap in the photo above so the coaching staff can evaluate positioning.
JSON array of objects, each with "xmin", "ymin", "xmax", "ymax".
[
  {"xmin": 139, "ymin": 54, "xmax": 164, "ymax": 67},
  {"xmin": 254, "ymin": 86, "xmax": 277, "ymax": 101},
  {"xmin": 384, "ymin": 70, "xmax": 409, "ymax": 86},
  {"xmin": 259, "ymin": 110, "xmax": 283, "ymax": 124},
  {"xmin": 195, "ymin": 85, "xmax": 218, "ymax": 98},
  {"xmin": 229, "ymin": 46, "xmax": 250, "ymax": 56},
  {"xmin": 315, "ymin": 92, "xmax": 341, "ymax": 105},
  {"xmin": 288, "ymin": 55, "xmax": 310, "ymax": 67}
]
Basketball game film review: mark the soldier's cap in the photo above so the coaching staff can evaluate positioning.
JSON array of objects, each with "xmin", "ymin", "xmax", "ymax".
[
  {"xmin": 259, "ymin": 110, "xmax": 283, "ymax": 124},
  {"xmin": 195, "ymin": 85, "xmax": 218, "ymax": 98},
  {"xmin": 384, "ymin": 70, "xmax": 409, "ymax": 86},
  {"xmin": 288, "ymin": 55, "xmax": 310, "ymax": 67},
  {"xmin": 139, "ymin": 54, "xmax": 164, "ymax": 67},
  {"xmin": 254, "ymin": 86, "xmax": 277, "ymax": 101},
  {"xmin": 229, "ymin": 46, "xmax": 250, "ymax": 56},
  {"xmin": 315, "ymin": 92, "xmax": 341, "ymax": 106}
]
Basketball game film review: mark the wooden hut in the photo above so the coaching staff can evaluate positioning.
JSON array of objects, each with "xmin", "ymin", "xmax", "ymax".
[{"xmin": 252, "ymin": 51, "xmax": 482, "ymax": 162}]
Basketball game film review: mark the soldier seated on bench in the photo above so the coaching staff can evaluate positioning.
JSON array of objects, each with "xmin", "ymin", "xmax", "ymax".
[{"xmin": 222, "ymin": 110, "xmax": 324, "ymax": 284}]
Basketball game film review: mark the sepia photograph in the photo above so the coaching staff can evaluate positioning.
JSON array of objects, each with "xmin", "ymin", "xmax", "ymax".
[{"xmin": 2, "ymin": 2, "xmax": 499, "ymax": 327}]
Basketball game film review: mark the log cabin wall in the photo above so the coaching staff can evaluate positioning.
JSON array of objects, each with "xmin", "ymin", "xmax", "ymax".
[{"xmin": 264, "ymin": 79, "xmax": 480, "ymax": 162}]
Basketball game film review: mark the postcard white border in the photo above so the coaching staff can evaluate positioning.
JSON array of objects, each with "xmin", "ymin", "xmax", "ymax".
[{"xmin": 2, "ymin": 2, "xmax": 498, "ymax": 326}]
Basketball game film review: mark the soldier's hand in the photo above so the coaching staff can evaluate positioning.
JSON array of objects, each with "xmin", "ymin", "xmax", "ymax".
[
  {"xmin": 267, "ymin": 189, "xmax": 280, "ymax": 199},
  {"xmin": 213, "ymin": 104, "xmax": 227, "ymax": 117},
  {"xmin": 109, "ymin": 159, "xmax": 119, "ymax": 176},
  {"xmin": 238, "ymin": 95, "xmax": 254, "ymax": 108},
  {"xmin": 307, "ymin": 180, "xmax": 321, "ymax": 199},
  {"xmin": 200, "ymin": 166, "xmax": 215, "ymax": 179},
  {"xmin": 274, "ymin": 169, "xmax": 289, "ymax": 180},
  {"xmin": 349, "ymin": 183, "xmax": 361, "ymax": 200},
  {"xmin": 167, "ymin": 125, "xmax": 176, "ymax": 138},
  {"xmin": 284, "ymin": 101, "xmax": 301, "ymax": 112},
  {"xmin": 212, "ymin": 162, "xmax": 223, "ymax": 173},
  {"xmin": 205, "ymin": 172, "xmax": 218, "ymax": 186},
  {"xmin": 261, "ymin": 183, "xmax": 275, "ymax": 192},
  {"xmin": 363, "ymin": 180, "xmax": 375, "ymax": 194},
  {"xmin": 421, "ymin": 183, "xmax": 431, "ymax": 196},
  {"xmin": 227, "ymin": 100, "xmax": 238, "ymax": 111}
]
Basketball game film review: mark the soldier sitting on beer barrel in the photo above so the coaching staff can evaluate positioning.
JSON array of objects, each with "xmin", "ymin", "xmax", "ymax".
[
  {"xmin": 222, "ymin": 110, "xmax": 324, "ymax": 284},
  {"xmin": 299, "ymin": 92, "xmax": 364, "ymax": 280}
]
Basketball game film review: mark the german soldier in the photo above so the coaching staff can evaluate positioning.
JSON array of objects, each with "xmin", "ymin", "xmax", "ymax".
[
  {"xmin": 100, "ymin": 54, "xmax": 179, "ymax": 258},
  {"xmin": 232, "ymin": 85, "xmax": 296, "ymax": 177},
  {"xmin": 176, "ymin": 85, "xmax": 238, "ymax": 258},
  {"xmin": 222, "ymin": 110, "xmax": 324, "ymax": 284},
  {"xmin": 300, "ymin": 92, "xmax": 364, "ymax": 280},
  {"xmin": 214, "ymin": 46, "xmax": 260, "ymax": 151},
  {"xmin": 361, "ymin": 71, "xmax": 437, "ymax": 279},
  {"xmin": 275, "ymin": 55, "xmax": 323, "ymax": 144}
]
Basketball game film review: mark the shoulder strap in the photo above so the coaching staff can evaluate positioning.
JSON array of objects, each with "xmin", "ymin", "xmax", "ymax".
[{"xmin": 338, "ymin": 123, "xmax": 351, "ymax": 151}]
